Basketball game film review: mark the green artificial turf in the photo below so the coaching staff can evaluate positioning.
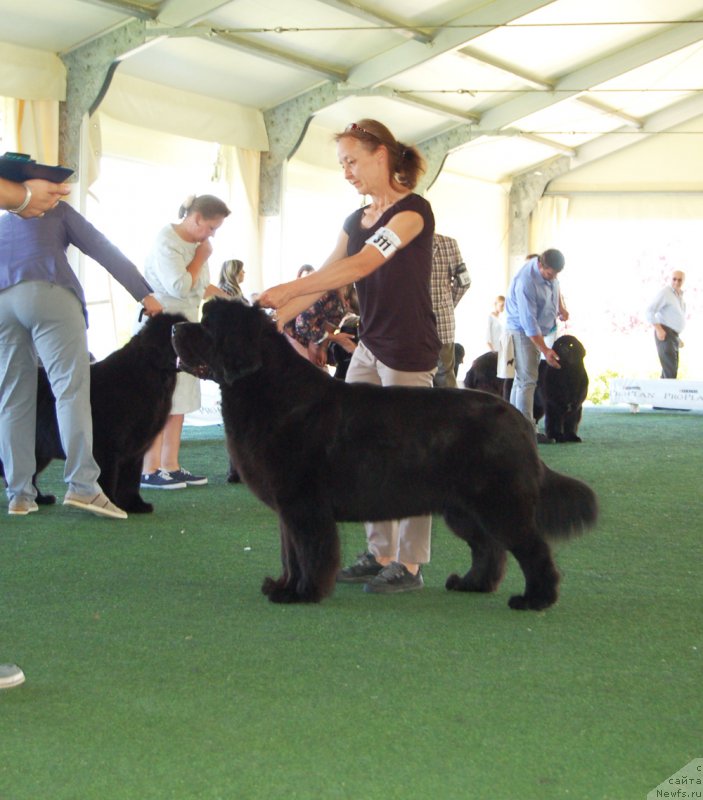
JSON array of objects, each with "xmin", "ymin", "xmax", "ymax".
[{"xmin": 1, "ymin": 408, "xmax": 701, "ymax": 800}]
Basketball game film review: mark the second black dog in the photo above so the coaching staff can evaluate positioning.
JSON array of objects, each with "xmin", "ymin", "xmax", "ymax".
[
  {"xmin": 538, "ymin": 334, "xmax": 589, "ymax": 443},
  {"xmin": 0, "ymin": 313, "xmax": 185, "ymax": 512},
  {"xmin": 464, "ymin": 336, "xmax": 587, "ymax": 442}
]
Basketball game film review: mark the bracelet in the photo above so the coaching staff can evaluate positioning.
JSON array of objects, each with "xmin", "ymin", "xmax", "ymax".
[{"xmin": 8, "ymin": 184, "xmax": 32, "ymax": 215}]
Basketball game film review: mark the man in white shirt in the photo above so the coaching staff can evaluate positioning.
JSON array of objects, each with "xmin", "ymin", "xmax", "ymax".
[{"xmin": 646, "ymin": 271, "xmax": 686, "ymax": 378}]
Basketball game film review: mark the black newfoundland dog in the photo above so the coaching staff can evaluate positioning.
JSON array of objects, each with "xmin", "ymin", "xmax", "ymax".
[
  {"xmin": 464, "ymin": 335, "xmax": 588, "ymax": 442},
  {"xmin": 0, "ymin": 312, "xmax": 185, "ymax": 513},
  {"xmin": 464, "ymin": 350, "xmax": 508, "ymax": 398},
  {"xmin": 539, "ymin": 335, "xmax": 589, "ymax": 443},
  {"xmin": 173, "ymin": 300, "xmax": 598, "ymax": 611}
]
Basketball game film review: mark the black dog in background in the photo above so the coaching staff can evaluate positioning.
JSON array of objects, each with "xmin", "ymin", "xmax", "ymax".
[
  {"xmin": 0, "ymin": 313, "xmax": 185, "ymax": 512},
  {"xmin": 464, "ymin": 350, "xmax": 506, "ymax": 397},
  {"xmin": 539, "ymin": 335, "xmax": 588, "ymax": 442},
  {"xmin": 173, "ymin": 299, "xmax": 598, "ymax": 611},
  {"xmin": 464, "ymin": 335, "xmax": 588, "ymax": 442}
]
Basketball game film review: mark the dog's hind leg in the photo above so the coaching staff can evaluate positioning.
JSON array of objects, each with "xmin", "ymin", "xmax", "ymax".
[
  {"xmin": 33, "ymin": 457, "xmax": 57, "ymax": 504},
  {"xmin": 508, "ymin": 535, "xmax": 560, "ymax": 610},
  {"xmin": 443, "ymin": 507, "xmax": 507, "ymax": 594},
  {"xmin": 562, "ymin": 408, "xmax": 583, "ymax": 442},
  {"xmin": 114, "ymin": 457, "xmax": 153, "ymax": 513},
  {"xmin": 262, "ymin": 508, "xmax": 340, "ymax": 604}
]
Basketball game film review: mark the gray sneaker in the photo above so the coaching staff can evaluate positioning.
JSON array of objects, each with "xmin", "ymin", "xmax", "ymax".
[
  {"xmin": 364, "ymin": 562, "xmax": 424, "ymax": 594},
  {"xmin": 336, "ymin": 552, "xmax": 384, "ymax": 584}
]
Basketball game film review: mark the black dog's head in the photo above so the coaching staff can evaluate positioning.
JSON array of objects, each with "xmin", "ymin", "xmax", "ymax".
[
  {"xmin": 552, "ymin": 335, "xmax": 586, "ymax": 367},
  {"xmin": 464, "ymin": 351, "xmax": 503, "ymax": 395},
  {"xmin": 172, "ymin": 298, "xmax": 273, "ymax": 385},
  {"xmin": 132, "ymin": 312, "xmax": 187, "ymax": 371}
]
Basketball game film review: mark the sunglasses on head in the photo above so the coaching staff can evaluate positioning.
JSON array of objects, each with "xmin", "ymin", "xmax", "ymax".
[{"xmin": 345, "ymin": 122, "xmax": 377, "ymax": 139}]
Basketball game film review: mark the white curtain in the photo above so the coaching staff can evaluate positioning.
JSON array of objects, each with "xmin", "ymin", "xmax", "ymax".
[
  {"xmin": 0, "ymin": 42, "xmax": 65, "ymax": 102},
  {"xmin": 1, "ymin": 97, "xmax": 59, "ymax": 163},
  {"xmin": 222, "ymin": 145, "xmax": 262, "ymax": 297},
  {"xmin": 100, "ymin": 73, "xmax": 268, "ymax": 152},
  {"xmin": 530, "ymin": 194, "xmax": 570, "ymax": 253}
]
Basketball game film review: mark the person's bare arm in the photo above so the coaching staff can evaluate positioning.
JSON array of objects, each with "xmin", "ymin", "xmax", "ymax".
[
  {"xmin": 0, "ymin": 177, "xmax": 70, "ymax": 218},
  {"xmin": 260, "ymin": 210, "xmax": 424, "ymax": 326}
]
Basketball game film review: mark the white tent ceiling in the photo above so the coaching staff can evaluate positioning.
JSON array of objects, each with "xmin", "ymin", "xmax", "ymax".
[{"xmin": 2, "ymin": 0, "xmax": 703, "ymax": 184}]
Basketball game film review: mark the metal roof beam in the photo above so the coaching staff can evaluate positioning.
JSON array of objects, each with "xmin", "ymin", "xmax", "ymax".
[
  {"xmin": 314, "ymin": 0, "xmax": 433, "ymax": 44},
  {"xmin": 75, "ymin": 0, "xmax": 158, "ymax": 19},
  {"xmin": 346, "ymin": 0, "xmax": 556, "ymax": 88},
  {"xmin": 575, "ymin": 96, "xmax": 643, "ymax": 129},
  {"xmin": 211, "ymin": 31, "xmax": 348, "ymax": 82},
  {"xmin": 156, "ymin": 0, "xmax": 232, "ymax": 26},
  {"xmin": 569, "ymin": 91, "xmax": 703, "ymax": 170},
  {"xmin": 477, "ymin": 17, "xmax": 703, "ymax": 132},
  {"xmin": 457, "ymin": 46, "xmax": 554, "ymax": 90}
]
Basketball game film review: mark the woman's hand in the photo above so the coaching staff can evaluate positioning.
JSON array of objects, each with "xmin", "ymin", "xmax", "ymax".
[
  {"xmin": 142, "ymin": 295, "xmax": 163, "ymax": 317},
  {"xmin": 329, "ymin": 331, "xmax": 357, "ymax": 353},
  {"xmin": 307, "ymin": 341, "xmax": 328, "ymax": 367},
  {"xmin": 203, "ymin": 284, "xmax": 229, "ymax": 300},
  {"xmin": 195, "ymin": 238, "xmax": 213, "ymax": 261},
  {"xmin": 19, "ymin": 179, "xmax": 70, "ymax": 218},
  {"xmin": 259, "ymin": 283, "xmax": 295, "ymax": 310}
]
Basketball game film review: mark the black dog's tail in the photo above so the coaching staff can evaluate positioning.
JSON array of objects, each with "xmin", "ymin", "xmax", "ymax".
[{"xmin": 537, "ymin": 463, "xmax": 598, "ymax": 540}]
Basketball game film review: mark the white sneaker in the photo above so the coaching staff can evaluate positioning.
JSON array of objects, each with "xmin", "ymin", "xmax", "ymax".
[
  {"xmin": 8, "ymin": 498, "xmax": 39, "ymax": 515},
  {"xmin": 0, "ymin": 664, "xmax": 26, "ymax": 689}
]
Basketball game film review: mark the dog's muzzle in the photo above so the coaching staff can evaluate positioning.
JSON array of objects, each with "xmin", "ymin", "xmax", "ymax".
[
  {"xmin": 171, "ymin": 323, "xmax": 215, "ymax": 379},
  {"xmin": 175, "ymin": 356, "xmax": 214, "ymax": 380}
]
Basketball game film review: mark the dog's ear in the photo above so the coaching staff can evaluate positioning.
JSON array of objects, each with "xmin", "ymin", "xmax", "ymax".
[
  {"xmin": 136, "ymin": 314, "xmax": 180, "ymax": 370},
  {"xmin": 219, "ymin": 304, "xmax": 267, "ymax": 384}
]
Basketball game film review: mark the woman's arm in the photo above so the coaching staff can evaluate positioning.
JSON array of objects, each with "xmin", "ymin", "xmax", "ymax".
[
  {"xmin": 260, "ymin": 209, "xmax": 424, "ymax": 323},
  {"xmin": 263, "ymin": 229, "xmax": 350, "ymax": 325}
]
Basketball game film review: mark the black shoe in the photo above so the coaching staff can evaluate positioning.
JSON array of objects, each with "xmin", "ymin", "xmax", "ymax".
[
  {"xmin": 336, "ymin": 552, "xmax": 383, "ymax": 583},
  {"xmin": 363, "ymin": 562, "xmax": 424, "ymax": 594},
  {"xmin": 536, "ymin": 432, "xmax": 555, "ymax": 444}
]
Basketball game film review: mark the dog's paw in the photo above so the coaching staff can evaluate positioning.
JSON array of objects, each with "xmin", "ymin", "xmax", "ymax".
[
  {"xmin": 35, "ymin": 492, "xmax": 56, "ymax": 506},
  {"xmin": 508, "ymin": 593, "xmax": 556, "ymax": 611},
  {"xmin": 445, "ymin": 573, "xmax": 466, "ymax": 591},
  {"xmin": 261, "ymin": 576, "xmax": 321, "ymax": 604},
  {"xmin": 445, "ymin": 572, "xmax": 498, "ymax": 593},
  {"xmin": 261, "ymin": 576, "xmax": 279, "ymax": 596},
  {"xmin": 121, "ymin": 497, "xmax": 154, "ymax": 514}
]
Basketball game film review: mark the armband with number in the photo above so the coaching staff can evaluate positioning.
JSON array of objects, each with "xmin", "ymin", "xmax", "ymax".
[{"xmin": 365, "ymin": 227, "xmax": 401, "ymax": 259}]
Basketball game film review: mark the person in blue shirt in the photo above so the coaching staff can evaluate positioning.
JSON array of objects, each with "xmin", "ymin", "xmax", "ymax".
[
  {"xmin": 504, "ymin": 249, "xmax": 567, "ymax": 441},
  {"xmin": 0, "ymin": 184, "xmax": 162, "ymax": 518}
]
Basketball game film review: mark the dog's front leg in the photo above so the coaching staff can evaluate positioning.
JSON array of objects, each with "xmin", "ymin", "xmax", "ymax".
[{"xmin": 261, "ymin": 510, "xmax": 340, "ymax": 603}]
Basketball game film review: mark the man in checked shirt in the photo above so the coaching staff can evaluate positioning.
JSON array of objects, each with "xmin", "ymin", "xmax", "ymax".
[{"xmin": 430, "ymin": 233, "xmax": 471, "ymax": 387}]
